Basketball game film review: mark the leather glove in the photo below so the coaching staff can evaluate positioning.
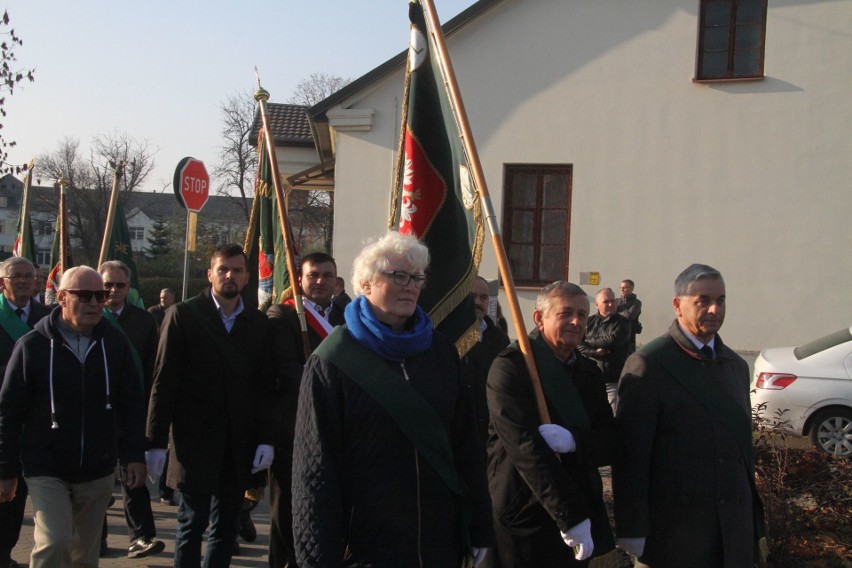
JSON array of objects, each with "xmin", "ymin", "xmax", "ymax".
[
  {"xmin": 561, "ymin": 518, "xmax": 594, "ymax": 561},
  {"xmin": 617, "ymin": 537, "xmax": 646, "ymax": 557},
  {"xmin": 538, "ymin": 423, "xmax": 577, "ymax": 453},
  {"xmin": 145, "ymin": 448, "xmax": 167, "ymax": 483},
  {"xmin": 470, "ymin": 547, "xmax": 488, "ymax": 567},
  {"xmin": 251, "ymin": 444, "xmax": 275, "ymax": 473}
]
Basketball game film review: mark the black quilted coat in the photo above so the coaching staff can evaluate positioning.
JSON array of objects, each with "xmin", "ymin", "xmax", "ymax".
[{"xmin": 292, "ymin": 330, "xmax": 494, "ymax": 568}]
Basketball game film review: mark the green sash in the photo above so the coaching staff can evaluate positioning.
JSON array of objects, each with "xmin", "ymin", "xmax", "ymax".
[
  {"xmin": 0, "ymin": 295, "xmax": 32, "ymax": 342},
  {"xmin": 511, "ymin": 333, "xmax": 590, "ymax": 431},
  {"xmin": 314, "ymin": 327, "xmax": 474, "ymax": 561},
  {"xmin": 643, "ymin": 336, "xmax": 768, "ymax": 560}
]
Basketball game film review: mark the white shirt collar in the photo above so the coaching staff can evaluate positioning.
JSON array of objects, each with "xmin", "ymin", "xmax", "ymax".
[{"xmin": 678, "ymin": 324, "xmax": 716, "ymax": 352}]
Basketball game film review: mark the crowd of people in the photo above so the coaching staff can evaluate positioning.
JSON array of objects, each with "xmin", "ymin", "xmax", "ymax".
[{"xmin": 0, "ymin": 233, "xmax": 765, "ymax": 568}]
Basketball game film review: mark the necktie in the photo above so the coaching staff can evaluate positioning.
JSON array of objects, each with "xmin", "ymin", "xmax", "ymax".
[
  {"xmin": 15, "ymin": 308, "xmax": 24, "ymax": 320},
  {"xmin": 700, "ymin": 345, "xmax": 714, "ymax": 360},
  {"xmin": 316, "ymin": 305, "xmax": 325, "ymax": 317}
]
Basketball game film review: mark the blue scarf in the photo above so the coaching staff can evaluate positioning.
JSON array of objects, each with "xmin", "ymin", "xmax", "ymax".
[{"xmin": 344, "ymin": 295, "xmax": 433, "ymax": 362}]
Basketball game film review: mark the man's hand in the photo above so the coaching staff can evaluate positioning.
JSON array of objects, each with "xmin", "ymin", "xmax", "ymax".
[
  {"xmin": 145, "ymin": 448, "xmax": 168, "ymax": 483},
  {"xmin": 561, "ymin": 518, "xmax": 594, "ymax": 561},
  {"xmin": 124, "ymin": 462, "xmax": 147, "ymax": 489},
  {"xmin": 538, "ymin": 424, "xmax": 577, "ymax": 453},
  {"xmin": 251, "ymin": 444, "xmax": 274, "ymax": 474},
  {"xmin": 617, "ymin": 537, "xmax": 646, "ymax": 557},
  {"xmin": 0, "ymin": 478, "xmax": 18, "ymax": 503},
  {"xmin": 470, "ymin": 547, "xmax": 489, "ymax": 566}
]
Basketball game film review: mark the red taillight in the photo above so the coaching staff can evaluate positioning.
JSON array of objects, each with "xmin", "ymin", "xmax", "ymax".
[{"xmin": 756, "ymin": 372, "xmax": 797, "ymax": 390}]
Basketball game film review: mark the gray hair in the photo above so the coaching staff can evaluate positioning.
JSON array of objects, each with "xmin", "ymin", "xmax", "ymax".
[
  {"xmin": 58, "ymin": 266, "xmax": 101, "ymax": 291},
  {"xmin": 160, "ymin": 288, "xmax": 175, "ymax": 296},
  {"xmin": 351, "ymin": 231, "xmax": 429, "ymax": 296},
  {"xmin": 535, "ymin": 281, "xmax": 588, "ymax": 315},
  {"xmin": 1, "ymin": 256, "xmax": 35, "ymax": 276},
  {"xmin": 674, "ymin": 263, "xmax": 723, "ymax": 296},
  {"xmin": 98, "ymin": 260, "xmax": 131, "ymax": 280},
  {"xmin": 595, "ymin": 287, "xmax": 615, "ymax": 301}
]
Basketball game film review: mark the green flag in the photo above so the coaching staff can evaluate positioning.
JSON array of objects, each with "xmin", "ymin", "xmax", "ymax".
[
  {"xmin": 390, "ymin": 0, "xmax": 484, "ymax": 355},
  {"xmin": 105, "ymin": 200, "xmax": 143, "ymax": 307}
]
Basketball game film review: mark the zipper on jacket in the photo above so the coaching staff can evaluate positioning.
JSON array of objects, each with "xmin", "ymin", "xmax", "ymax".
[
  {"xmin": 61, "ymin": 341, "xmax": 97, "ymax": 473},
  {"xmin": 401, "ymin": 360, "xmax": 424, "ymax": 568}
]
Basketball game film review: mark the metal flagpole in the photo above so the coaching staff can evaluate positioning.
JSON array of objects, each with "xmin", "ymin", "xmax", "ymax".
[
  {"xmin": 418, "ymin": 0, "xmax": 550, "ymax": 424},
  {"xmin": 254, "ymin": 71, "xmax": 312, "ymax": 361}
]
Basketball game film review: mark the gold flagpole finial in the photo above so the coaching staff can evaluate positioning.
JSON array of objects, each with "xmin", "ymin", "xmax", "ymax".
[{"xmin": 57, "ymin": 172, "xmax": 70, "ymax": 189}]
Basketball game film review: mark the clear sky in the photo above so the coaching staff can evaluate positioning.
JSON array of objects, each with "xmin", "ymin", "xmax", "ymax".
[{"xmin": 3, "ymin": 0, "xmax": 473, "ymax": 192}]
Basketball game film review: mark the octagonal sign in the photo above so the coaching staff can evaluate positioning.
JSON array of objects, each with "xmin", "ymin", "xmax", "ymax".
[{"xmin": 173, "ymin": 157, "xmax": 210, "ymax": 212}]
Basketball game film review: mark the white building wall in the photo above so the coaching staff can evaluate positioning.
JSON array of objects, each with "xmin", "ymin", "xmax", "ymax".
[{"xmin": 329, "ymin": 0, "xmax": 852, "ymax": 351}]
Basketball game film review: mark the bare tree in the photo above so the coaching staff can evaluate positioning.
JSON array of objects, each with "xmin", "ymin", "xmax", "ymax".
[
  {"xmin": 35, "ymin": 132, "xmax": 156, "ymax": 264},
  {"xmin": 212, "ymin": 90, "xmax": 256, "ymax": 223},
  {"xmin": 0, "ymin": 10, "xmax": 36, "ymax": 174},
  {"xmin": 288, "ymin": 73, "xmax": 351, "ymax": 107}
]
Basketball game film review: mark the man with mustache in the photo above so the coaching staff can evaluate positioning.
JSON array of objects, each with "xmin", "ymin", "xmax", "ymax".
[
  {"xmin": 146, "ymin": 244, "xmax": 276, "ymax": 568},
  {"xmin": 613, "ymin": 264, "xmax": 765, "ymax": 567}
]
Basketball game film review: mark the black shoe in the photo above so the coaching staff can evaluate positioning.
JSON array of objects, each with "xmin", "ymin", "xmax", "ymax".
[
  {"xmin": 127, "ymin": 537, "xmax": 165, "ymax": 559},
  {"xmin": 107, "ymin": 495, "xmax": 116, "ymax": 507},
  {"xmin": 159, "ymin": 496, "xmax": 176, "ymax": 506},
  {"xmin": 238, "ymin": 511, "xmax": 257, "ymax": 542},
  {"xmin": 100, "ymin": 539, "xmax": 109, "ymax": 557}
]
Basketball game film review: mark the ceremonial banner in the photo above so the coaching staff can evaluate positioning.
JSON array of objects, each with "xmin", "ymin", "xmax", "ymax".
[
  {"xmin": 104, "ymin": 200, "xmax": 143, "ymax": 307},
  {"xmin": 12, "ymin": 168, "xmax": 36, "ymax": 263},
  {"xmin": 244, "ymin": 130, "xmax": 297, "ymax": 311},
  {"xmin": 45, "ymin": 215, "xmax": 73, "ymax": 305},
  {"xmin": 390, "ymin": 0, "xmax": 484, "ymax": 355}
]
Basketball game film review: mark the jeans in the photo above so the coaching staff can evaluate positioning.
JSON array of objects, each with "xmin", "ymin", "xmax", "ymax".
[{"xmin": 174, "ymin": 488, "xmax": 243, "ymax": 568}]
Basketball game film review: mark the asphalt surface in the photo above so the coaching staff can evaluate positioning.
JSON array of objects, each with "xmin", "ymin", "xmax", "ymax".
[{"xmin": 11, "ymin": 480, "xmax": 272, "ymax": 567}]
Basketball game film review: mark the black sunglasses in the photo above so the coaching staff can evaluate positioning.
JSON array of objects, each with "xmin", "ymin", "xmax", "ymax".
[
  {"xmin": 64, "ymin": 289, "xmax": 110, "ymax": 303},
  {"xmin": 103, "ymin": 282, "xmax": 128, "ymax": 289}
]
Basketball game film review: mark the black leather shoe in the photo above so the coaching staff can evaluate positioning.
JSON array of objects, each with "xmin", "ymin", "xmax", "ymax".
[
  {"xmin": 100, "ymin": 539, "xmax": 109, "ymax": 557},
  {"xmin": 238, "ymin": 510, "xmax": 257, "ymax": 542},
  {"xmin": 127, "ymin": 537, "xmax": 165, "ymax": 559}
]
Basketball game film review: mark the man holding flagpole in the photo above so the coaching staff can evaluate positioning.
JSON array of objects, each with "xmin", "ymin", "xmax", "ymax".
[{"xmin": 266, "ymin": 252, "xmax": 344, "ymax": 568}]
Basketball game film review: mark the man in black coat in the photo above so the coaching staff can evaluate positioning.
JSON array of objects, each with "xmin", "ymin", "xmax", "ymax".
[
  {"xmin": 485, "ymin": 281, "xmax": 617, "ymax": 567},
  {"xmin": 99, "ymin": 260, "xmax": 164, "ymax": 559},
  {"xmin": 578, "ymin": 287, "xmax": 631, "ymax": 414},
  {"xmin": 464, "ymin": 276, "xmax": 509, "ymax": 445},
  {"xmin": 147, "ymin": 288, "xmax": 175, "ymax": 328},
  {"xmin": 617, "ymin": 279, "xmax": 642, "ymax": 353},
  {"xmin": 0, "ymin": 257, "xmax": 52, "ymax": 568},
  {"xmin": 147, "ymin": 245, "xmax": 276, "ymax": 568},
  {"xmin": 613, "ymin": 264, "xmax": 765, "ymax": 567},
  {"xmin": 265, "ymin": 252, "xmax": 345, "ymax": 568}
]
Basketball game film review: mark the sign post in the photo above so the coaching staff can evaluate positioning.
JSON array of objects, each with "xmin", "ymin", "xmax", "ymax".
[{"xmin": 173, "ymin": 157, "xmax": 210, "ymax": 301}]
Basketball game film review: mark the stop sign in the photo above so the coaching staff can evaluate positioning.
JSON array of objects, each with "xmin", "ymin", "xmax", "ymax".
[{"xmin": 173, "ymin": 157, "xmax": 210, "ymax": 212}]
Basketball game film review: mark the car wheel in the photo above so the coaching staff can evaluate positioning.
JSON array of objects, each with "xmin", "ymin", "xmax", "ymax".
[{"xmin": 809, "ymin": 408, "xmax": 852, "ymax": 457}]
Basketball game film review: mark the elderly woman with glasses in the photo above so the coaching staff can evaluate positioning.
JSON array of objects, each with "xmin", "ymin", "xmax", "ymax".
[{"xmin": 292, "ymin": 231, "xmax": 494, "ymax": 568}]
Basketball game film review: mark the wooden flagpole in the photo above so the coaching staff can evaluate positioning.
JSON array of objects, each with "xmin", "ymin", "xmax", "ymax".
[
  {"xmin": 98, "ymin": 161, "xmax": 125, "ymax": 267},
  {"xmin": 57, "ymin": 175, "xmax": 70, "ymax": 276},
  {"xmin": 18, "ymin": 159, "xmax": 36, "ymax": 259},
  {"xmin": 254, "ymin": 73, "xmax": 312, "ymax": 361},
  {"xmin": 418, "ymin": 0, "xmax": 550, "ymax": 424}
]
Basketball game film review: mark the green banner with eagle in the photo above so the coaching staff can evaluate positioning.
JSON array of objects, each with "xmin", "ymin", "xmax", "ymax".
[{"xmin": 390, "ymin": 0, "xmax": 484, "ymax": 355}]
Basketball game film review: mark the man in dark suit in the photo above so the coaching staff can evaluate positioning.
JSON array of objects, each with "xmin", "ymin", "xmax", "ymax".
[
  {"xmin": 147, "ymin": 244, "xmax": 276, "ymax": 568},
  {"xmin": 0, "ymin": 257, "xmax": 51, "ymax": 568},
  {"xmin": 613, "ymin": 264, "xmax": 765, "ymax": 567},
  {"xmin": 99, "ymin": 260, "xmax": 164, "ymax": 559},
  {"xmin": 148, "ymin": 288, "xmax": 175, "ymax": 328},
  {"xmin": 265, "ymin": 252, "xmax": 344, "ymax": 568}
]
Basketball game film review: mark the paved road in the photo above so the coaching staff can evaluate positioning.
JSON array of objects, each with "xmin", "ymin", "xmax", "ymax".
[{"xmin": 11, "ymin": 480, "xmax": 272, "ymax": 567}]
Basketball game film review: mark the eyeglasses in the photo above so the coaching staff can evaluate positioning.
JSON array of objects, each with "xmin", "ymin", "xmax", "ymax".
[
  {"xmin": 3, "ymin": 273, "xmax": 36, "ymax": 281},
  {"xmin": 103, "ymin": 282, "xmax": 128, "ymax": 290},
  {"xmin": 381, "ymin": 271, "xmax": 427, "ymax": 289},
  {"xmin": 64, "ymin": 289, "xmax": 110, "ymax": 303}
]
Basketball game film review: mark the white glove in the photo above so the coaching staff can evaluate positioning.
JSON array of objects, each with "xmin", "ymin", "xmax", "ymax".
[
  {"xmin": 251, "ymin": 444, "xmax": 275, "ymax": 473},
  {"xmin": 470, "ymin": 547, "xmax": 488, "ymax": 566},
  {"xmin": 538, "ymin": 423, "xmax": 577, "ymax": 453},
  {"xmin": 617, "ymin": 537, "xmax": 646, "ymax": 557},
  {"xmin": 145, "ymin": 448, "xmax": 167, "ymax": 483},
  {"xmin": 561, "ymin": 518, "xmax": 594, "ymax": 561}
]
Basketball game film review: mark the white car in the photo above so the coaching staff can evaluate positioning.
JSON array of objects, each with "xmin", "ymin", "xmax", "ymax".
[{"xmin": 751, "ymin": 327, "xmax": 852, "ymax": 457}]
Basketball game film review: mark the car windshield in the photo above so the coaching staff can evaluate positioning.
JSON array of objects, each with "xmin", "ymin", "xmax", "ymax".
[{"xmin": 794, "ymin": 327, "xmax": 852, "ymax": 360}]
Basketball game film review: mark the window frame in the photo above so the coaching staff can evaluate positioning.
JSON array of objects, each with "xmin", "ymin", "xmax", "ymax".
[
  {"xmin": 694, "ymin": 0, "xmax": 768, "ymax": 82},
  {"xmin": 501, "ymin": 164, "xmax": 573, "ymax": 288}
]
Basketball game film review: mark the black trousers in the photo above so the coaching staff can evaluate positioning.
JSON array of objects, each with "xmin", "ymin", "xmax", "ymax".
[
  {"xmin": 121, "ymin": 470, "xmax": 157, "ymax": 541},
  {"xmin": 159, "ymin": 451, "xmax": 173, "ymax": 498},
  {"xmin": 268, "ymin": 462, "xmax": 297, "ymax": 568},
  {"xmin": 0, "ymin": 475, "xmax": 27, "ymax": 563}
]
